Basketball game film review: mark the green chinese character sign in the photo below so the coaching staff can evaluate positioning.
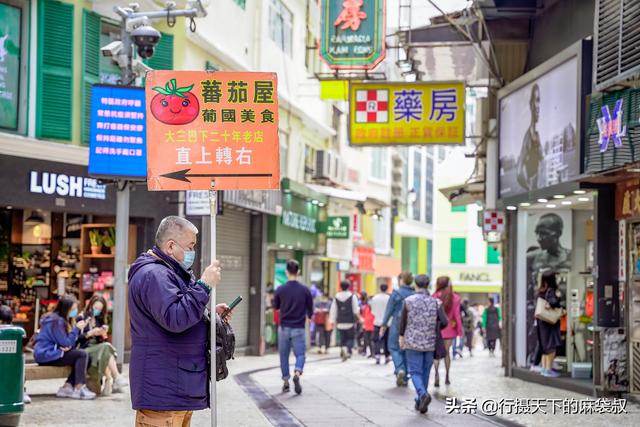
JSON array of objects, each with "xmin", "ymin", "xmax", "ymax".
[
  {"xmin": 0, "ymin": 3, "xmax": 21, "ymax": 130},
  {"xmin": 325, "ymin": 216, "xmax": 350, "ymax": 239},
  {"xmin": 320, "ymin": 0, "xmax": 386, "ymax": 70}
]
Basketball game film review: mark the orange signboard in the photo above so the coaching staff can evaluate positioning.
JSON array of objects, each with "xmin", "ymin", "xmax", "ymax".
[{"xmin": 145, "ymin": 71, "xmax": 280, "ymax": 191}]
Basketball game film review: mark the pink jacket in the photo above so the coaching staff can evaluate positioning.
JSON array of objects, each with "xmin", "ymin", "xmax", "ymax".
[{"xmin": 433, "ymin": 291, "xmax": 462, "ymax": 339}]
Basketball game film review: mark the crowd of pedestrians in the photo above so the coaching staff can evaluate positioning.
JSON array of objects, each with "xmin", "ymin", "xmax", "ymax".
[{"xmin": 273, "ymin": 265, "xmax": 503, "ymax": 416}]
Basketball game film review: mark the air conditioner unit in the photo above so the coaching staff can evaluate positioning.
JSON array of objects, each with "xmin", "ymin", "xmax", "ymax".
[{"xmin": 315, "ymin": 150, "xmax": 335, "ymax": 180}]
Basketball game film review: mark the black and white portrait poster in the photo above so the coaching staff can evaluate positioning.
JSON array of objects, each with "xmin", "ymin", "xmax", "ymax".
[
  {"xmin": 525, "ymin": 210, "xmax": 572, "ymax": 364},
  {"xmin": 499, "ymin": 57, "xmax": 579, "ymax": 198}
]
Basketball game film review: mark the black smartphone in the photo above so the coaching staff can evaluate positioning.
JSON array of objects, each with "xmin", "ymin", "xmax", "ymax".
[{"xmin": 222, "ymin": 296, "xmax": 243, "ymax": 318}]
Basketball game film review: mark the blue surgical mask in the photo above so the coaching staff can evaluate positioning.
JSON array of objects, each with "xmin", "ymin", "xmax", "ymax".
[
  {"xmin": 92, "ymin": 308, "xmax": 102, "ymax": 317},
  {"xmin": 68, "ymin": 308, "xmax": 78, "ymax": 318},
  {"xmin": 182, "ymin": 250, "xmax": 196, "ymax": 270}
]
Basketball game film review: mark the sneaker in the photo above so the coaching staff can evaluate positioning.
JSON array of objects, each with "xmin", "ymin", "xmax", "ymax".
[
  {"xmin": 71, "ymin": 386, "xmax": 96, "ymax": 400},
  {"xmin": 113, "ymin": 376, "xmax": 128, "ymax": 392},
  {"xmin": 541, "ymin": 369, "xmax": 561, "ymax": 378},
  {"xmin": 375, "ymin": 356, "xmax": 380, "ymax": 365},
  {"xmin": 414, "ymin": 399, "xmax": 420, "ymax": 411},
  {"xmin": 385, "ymin": 356, "xmax": 391, "ymax": 365},
  {"xmin": 530, "ymin": 365, "xmax": 543, "ymax": 373},
  {"xmin": 23, "ymin": 393, "xmax": 32, "ymax": 404},
  {"xmin": 56, "ymin": 386, "xmax": 74, "ymax": 398},
  {"xmin": 341, "ymin": 349, "xmax": 348, "ymax": 362},
  {"xmin": 282, "ymin": 380, "xmax": 290, "ymax": 393},
  {"xmin": 293, "ymin": 374, "xmax": 302, "ymax": 395},
  {"xmin": 418, "ymin": 393, "xmax": 432, "ymax": 414},
  {"xmin": 396, "ymin": 370, "xmax": 406, "ymax": 387},
  {"xmin": 103, "ymin": 378, "xmax": 113, "ymax": 396}
]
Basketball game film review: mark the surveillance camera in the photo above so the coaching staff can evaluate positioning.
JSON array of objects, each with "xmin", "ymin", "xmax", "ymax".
[
  {"xmin": 101, "ymin": 41, "xmax": 122, "ymax": 57},
  {"xmin": 132, "ymin": 58, "xmax": 152, "ymax": 75},
  {"xmin": 131, "ymin": 25, "xmax": 161, "ymax": 59}
]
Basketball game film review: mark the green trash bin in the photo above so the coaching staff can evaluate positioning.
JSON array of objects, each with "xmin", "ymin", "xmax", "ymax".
[{"xmin": 0, "ymin": 326, "xmax": 26, "ymax": 427}]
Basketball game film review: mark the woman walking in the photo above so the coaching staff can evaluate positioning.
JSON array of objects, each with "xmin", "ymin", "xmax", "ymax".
[
  {"xmin": 432, "ymin": 276, "xmax": 462, "ymax": 387},
  {"xmin": 536, "ymin": 270, "xmax": 563, "ymax": 377},
  {"xmin": 34, "ymin": 296, "xmax": 96, "ymax": 400},
  {"xmin": 482, "ymin": 297, "xmax": 502, "ymax": 356}
]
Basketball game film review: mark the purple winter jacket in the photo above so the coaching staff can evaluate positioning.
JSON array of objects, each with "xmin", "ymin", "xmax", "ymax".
[{"xmin": 127, "ymin": 246, "xmax": 210, "ymax": 411}]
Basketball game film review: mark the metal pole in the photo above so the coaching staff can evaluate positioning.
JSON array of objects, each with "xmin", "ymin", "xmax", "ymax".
[
  {"xmin": 113, "ymin": 181, "xmax": 130, "ymax": 367},
  {"xmin": 208, "ymin": 184, "xmax": 217, "ymax": 427}
]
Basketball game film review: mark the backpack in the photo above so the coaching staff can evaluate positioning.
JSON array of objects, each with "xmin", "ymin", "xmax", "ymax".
[
  {"xmin": 336, "ymin": 295, "xmax": 355, "ymax": 324},
  {"xmin": 206, "ymin": 312, "xmax": 236, "ymax": 382}
]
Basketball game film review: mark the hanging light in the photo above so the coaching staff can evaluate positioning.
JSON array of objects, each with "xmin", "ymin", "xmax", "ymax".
[{"xmin": 25, "ymin": 211, "xmax": 45, "ymax": 225}]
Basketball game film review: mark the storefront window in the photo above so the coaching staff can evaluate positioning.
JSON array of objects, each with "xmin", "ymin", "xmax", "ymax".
[{"xmin": 0, "ymin": 1, "xmax": 27, "ymax": 133}]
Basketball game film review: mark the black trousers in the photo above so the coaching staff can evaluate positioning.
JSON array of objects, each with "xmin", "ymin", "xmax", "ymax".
[
  {"xmin": 487, "ymin": 339, "xmax": 497, "ymax": 351},
  {"xmin": 363, "ymin": 331, "xmax": 375, "ymax": 356},
  {"xmin": 373, "ymin": 326, "xmax": 390, "ymax": 357},
  {"xmin": 316, "ymin": 324, "xmax": 332, "ymax": 347},
  {"xmin": 340, "ymin": 326, "xmax": 356, "ymax": 353},
  {"xmin": 40, "ymin": 349, "xmax": 88, "ymax": 386}
]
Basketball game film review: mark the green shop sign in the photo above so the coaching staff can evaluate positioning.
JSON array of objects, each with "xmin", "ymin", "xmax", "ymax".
[
  {"xmin": 323, "ymin": 216, "xmax": 349, "ymax": 239},
  {"xmin": 320, "ymin": 0, "xmax": 386, "ymax": 70},
  {"xmin": 282, "ymin": 210, "xmax": 317, "ymax": 233},
  {"xmin": 0, "ymin": 3, "xmax": 21, "ymax": 130}
]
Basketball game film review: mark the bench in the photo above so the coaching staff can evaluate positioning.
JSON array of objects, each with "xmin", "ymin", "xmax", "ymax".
[{"xmin": 24, "ymin": 364, "xmax": 71, "ymax": 381}]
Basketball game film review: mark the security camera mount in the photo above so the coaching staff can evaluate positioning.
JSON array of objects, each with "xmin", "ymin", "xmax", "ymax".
[{"xmin": 110, "ymin": 1, "xmax": 207, "ymax": 85}]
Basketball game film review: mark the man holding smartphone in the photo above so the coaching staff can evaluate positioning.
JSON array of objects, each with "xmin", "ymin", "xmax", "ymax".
[
  {"xmin": 128, "ymin": 216, "xmax": 228, "ymax": 427},
  {"xmin": 273, "ymin": 260, "xmax": 313, "ymax": 394}
]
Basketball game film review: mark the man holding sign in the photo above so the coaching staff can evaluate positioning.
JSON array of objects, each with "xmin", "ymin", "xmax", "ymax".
[{"xmin": 128, "ymin": 216, "xmax": 228, "ymax": 427}]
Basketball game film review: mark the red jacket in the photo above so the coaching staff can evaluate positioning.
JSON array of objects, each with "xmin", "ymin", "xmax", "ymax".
[{"xmin": 361, "ymin": 304, "xmax": 375, "ymax": 332}]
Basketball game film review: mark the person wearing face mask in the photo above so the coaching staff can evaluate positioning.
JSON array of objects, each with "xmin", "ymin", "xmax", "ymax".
[
  {"xmin": 34, "ymin": 296, "xmax": 96, "ymax": 400},
  {"xmin": 128, "ymin": 216, "xmax": 225, "ymax": 427},
  {"xmin": 78, "ymin": 295, "xmax": 128, "ymax": 395}
]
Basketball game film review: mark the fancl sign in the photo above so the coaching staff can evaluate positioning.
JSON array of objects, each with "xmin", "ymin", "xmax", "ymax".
[{"xmin": 29, "ymin": 171, "xmax": 106, "ymax": 200}]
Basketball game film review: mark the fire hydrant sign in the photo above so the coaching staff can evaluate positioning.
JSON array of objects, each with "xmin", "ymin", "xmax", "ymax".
[{"xmin": 146, "ymin": 71, "xmax": 280, "ymax": 191}]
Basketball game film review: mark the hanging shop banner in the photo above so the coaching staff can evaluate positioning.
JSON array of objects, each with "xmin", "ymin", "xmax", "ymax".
[
  {"xmin": 319, "ymin": 0, "xmax": 386, "ymax": 70},
  {"xmin": 0, "ymin": 3, "xmax": 21, "ymax": 130},
  {"xmin": 323, "ymin": 216, "xmax": 350, "ymax": 239},
  {"xmin": 499, "ymin": 57, "xmax": 580, "ymax": 198},
  {"xmin": 349, "ymin": 81, "xmax": 465, "ymax": 146},
  {"xmin": 615, "ymin": 178, "xmax": 640, "ymax": 220},
  {"xmin": 88, "ymin": 85, "xmax": 147, "ymax": 179},
  {"xmin": 584, "ymin": 88, "xmax": 640, "ymax": 174},
  {"xmin": 146, "ymin": 71, "xmax": 280, "ymax": 191}
]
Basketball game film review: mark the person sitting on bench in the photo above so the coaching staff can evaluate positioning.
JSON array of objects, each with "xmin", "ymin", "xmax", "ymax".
[{"xmin": 33, "ymin": 296, "xmax": 96, "ymax": 400}]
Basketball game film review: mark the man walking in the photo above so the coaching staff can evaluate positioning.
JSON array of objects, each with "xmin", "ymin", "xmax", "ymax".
[
  {"xmin": 273, "ymin": 260, "xmax": 313, "ymax": 394},
  {"xmin": 381, "ymin": 272, "xmax": 415, "ymax": 386},
  {"xmin": 330, "ymin": 280, "xmax": 362, "ymax": 361},
  {"xmin": 370, "ymin": 283, "xmax": 391, "ymax": 364},
  {"xmin": 128, "ymin": 216, "xmax": 226, "ymax": 427},
  {"xmin": 399, "ymin": 275, "xmax": 448, "ymax": 414}
]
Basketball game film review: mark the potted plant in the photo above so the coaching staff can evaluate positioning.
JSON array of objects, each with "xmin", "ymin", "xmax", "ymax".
[
  {"xmin": 89, "ymin": 230, "xmax": 102, "ymax": 255},
  {"xmin": 102, "ymin": 227, "xmax": 116, "ymax": 255}
]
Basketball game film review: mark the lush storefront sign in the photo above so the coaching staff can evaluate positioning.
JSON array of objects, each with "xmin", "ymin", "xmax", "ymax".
[
  {"xmin": 282, "ymin": 210, "xmax": 317, "ymax": 233},
  {"xmin": 320, "ymin": 0, "xmax": 386, "ymax": 70},
  {"xmin": 324, "ymin": 216, "xmax": 349, "ymax": 239},
  {"xmin": 0, "ymin": 3, "xmax": 21, "ymax": 129}
]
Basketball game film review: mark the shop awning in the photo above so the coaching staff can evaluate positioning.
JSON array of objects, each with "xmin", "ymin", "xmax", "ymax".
[
  {"xmin": 281, "ymin": 178, "xmax": 328, "ymax": 204},
  {"xmin": 453, "ymin": 284, "xmax": 502, "ymax": 293},
  {"xmin": 306, "ymin": 184, "xmax": 367, "ymax": 202}
]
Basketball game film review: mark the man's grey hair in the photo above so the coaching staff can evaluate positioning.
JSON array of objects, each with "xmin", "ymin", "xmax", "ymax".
[{"xmin": 155, "ymin": 216, "xmax": 198, "ymax": 246}]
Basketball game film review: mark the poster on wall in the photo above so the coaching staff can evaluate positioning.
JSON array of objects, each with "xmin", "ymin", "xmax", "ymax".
[
  {"xmin": 602, "ymin": 328, "xmax": 628, "ymax": 392},
  {"xmin": 0, "ymin": 3, "xmax": 21, "ymax": 129},
  {"xmin": 499, "ymin": 57, "xmax": 579, "ymax": 198},
  {"xmin": 525, "ymin": 210, "xmax": 573, "ymax": 364},
  {"xmin": 274, "ymin": 259, "xmax": 288, "ymax": 289}
]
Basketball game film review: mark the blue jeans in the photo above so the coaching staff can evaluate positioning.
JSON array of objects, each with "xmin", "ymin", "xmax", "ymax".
[
  {"xmin": 278, "ymin": 326, "xmax": 306, "ymax": 380},
  {"xmin": 406, "ymin": 350, "xmax": 434, "ymax": 400},
  {"xmin": 388, "ymin": 324, "xmax": 407, "ymax": 376}
]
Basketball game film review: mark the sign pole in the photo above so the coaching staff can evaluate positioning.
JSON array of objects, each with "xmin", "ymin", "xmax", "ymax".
[
  {"xmin": 113, "ymin": 180, "xmax": 130, "ymax": 368},
  {"xmin": 208, "ymin": 181, "xmax": 217, "ymax": 427}
]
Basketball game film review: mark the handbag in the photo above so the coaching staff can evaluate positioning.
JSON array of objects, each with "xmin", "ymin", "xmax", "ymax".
[
  {"xmin": 534, "ymin": 297, "xmax": 563, "ymax": 324},
  {"xmin": 434, "ymin": 318, "xmax": 447, "ymax": 360}
]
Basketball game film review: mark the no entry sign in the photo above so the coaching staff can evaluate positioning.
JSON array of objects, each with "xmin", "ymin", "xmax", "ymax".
[{"xmin": 145, "ymin": 71, "xmax": 280, "ymax": 191}]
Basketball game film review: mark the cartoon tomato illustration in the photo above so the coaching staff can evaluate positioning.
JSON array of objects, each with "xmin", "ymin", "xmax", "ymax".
[{"xmin": 150, "ymin": 78, "xmax": 200, "ymax": 125}]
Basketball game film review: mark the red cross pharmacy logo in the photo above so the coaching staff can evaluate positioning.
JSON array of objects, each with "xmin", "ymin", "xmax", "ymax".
[{"xmin": 355, "ymin": 90, "xmax": 389, "ymax": 123}]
